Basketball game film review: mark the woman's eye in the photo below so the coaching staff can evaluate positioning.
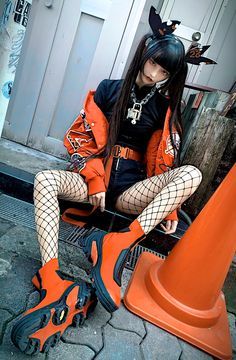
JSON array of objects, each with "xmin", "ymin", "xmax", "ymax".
[{"xmin": 149, "ymin": 58, "xmax": 156, "ymax": 65}]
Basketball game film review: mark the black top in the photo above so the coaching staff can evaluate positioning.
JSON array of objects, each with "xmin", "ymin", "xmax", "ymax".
[{"xmin": 94, "ymin": 79, "xmax": 169, "ymax": 152}]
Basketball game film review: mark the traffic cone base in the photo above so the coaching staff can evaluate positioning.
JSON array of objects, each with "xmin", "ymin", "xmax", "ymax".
[
  {"xmin": 146, "ymin": 259, "xmax": 223, "ymax": 328},
  {"xmin": 124, "ymin": 252, "xmax": 232, "ymax": 360}
]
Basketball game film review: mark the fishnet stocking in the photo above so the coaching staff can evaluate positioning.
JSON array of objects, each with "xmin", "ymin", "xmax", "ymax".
[
  {"xmin": 34, "ymin": 170, "xmax": 88, "ymax": 265},
  {"xmin": 115, "ymin": 165, "xmax": 202, "ymax": 234}
]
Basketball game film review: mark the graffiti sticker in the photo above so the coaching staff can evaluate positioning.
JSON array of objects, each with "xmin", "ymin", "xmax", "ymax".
[
  {"xmin": 2, "ymin": 81, "xmax": 13, "ymax": 99},
  {"xmin": 8, "ymin": 29, "xmax": 25, "ymax": 73},
  {"xmin": 14, "ymin": 0, "xmax": 31, "ymax": 27},
  {"xmin": 0, "ymin": 0, "xmax": 13, "ymax": 28}
]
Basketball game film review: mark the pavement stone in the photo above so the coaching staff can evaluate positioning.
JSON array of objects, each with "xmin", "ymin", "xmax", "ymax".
[
  {"xmin": 0, "ymin": 224, "xmax": 41, "ymax": 261},
  {"xmin": 59, "ymin": 242, "xmax": 92, "ymax": 276},
  {"xmin": 62, "ymin": 301, "xmax": 111, "ymax": 353},
  {"xmin": 0, "ymin": 309, "xmax": 13, "ymax": 341},
  {"xmin": 60, "ymin": 262, "xmax": 91, "ymax": 283},
  {"xmin": 0, "ymin": 218, "xmax": 14, "ymax": 237},
  {"xmin": 0, "ymin": 258, "xmax": 12, "ymax": 277},
  {"xmin": 0, "ymin": 248, "xmax": 40, "ymax": 313},
  {"xmin": 95, "ymin": 323, "xmax": 143, "ymax": 360},
  {"xmin": 178, "ymin": 339, "xmax": 213, "ymax": 359},
  {"xmin": 0, "ymin": 344, "xmax": 46, "ymax": 360},
  {"xmin": 47, "ymin": 341, "xmax": 95, "ymax": 360},
  {"xmin": 141, "ymin": 322, "xmax": 182, "ymax": 360},
  {"xmin": 121, "ymin": 268, "xmax": 132, "ymax": 298},
  {"xmin": 109, "ymin": 304, "xmax": 146, "ymax": 338},
  {"xmin": 0, "ymin": 219, "xmax": 92, "ymax": 275}
]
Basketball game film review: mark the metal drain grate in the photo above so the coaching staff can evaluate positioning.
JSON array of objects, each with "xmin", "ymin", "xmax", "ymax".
[
  {"xmin": 60, "ymin": 225, "xmax": 166, "ymax": 270},
  {"xmin": 126, "ymin": 245, "xmax": 166, "ymax": 270},
  {"xmin": 63, "ymin": 226, "xmax": 96, "ymax": 246},
  {"xmin": 0, "ymin": 194, "xmax": 35, "ymax": 228},
  {"xmin": 0, "ymin": 194, "xmax": 76, "ymax": 241},
  {"xmin": 0, "ymin": 194, "xmax": 165, "ymax": 270}
]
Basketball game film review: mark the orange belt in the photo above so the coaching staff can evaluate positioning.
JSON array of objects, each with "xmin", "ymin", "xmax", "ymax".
[
  {"xmin": 112, "ymin": 145, "xmax": 143, "ymax": 162},
  {"xmin": 105, "ymin": 145, "xmax": 143, "ymax": 189},
  {"xmin": 62, "ymin": 145, "xmax": 143, "ymax": 224}
]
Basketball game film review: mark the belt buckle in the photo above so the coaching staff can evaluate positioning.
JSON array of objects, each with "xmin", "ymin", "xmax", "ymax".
[
  {"xmin": 113, "ymin": 145, "xmax": 131, "ymax": 160},
  {"xmin": 113, "ymin": 145, "xmax": 121, "ymax": 158},
  {"xmin": 123, "ymin": 147, "xmax": 129, "ymax": 160},
  {"xmin": 119, "ymin": 146, "xmax": 129, "ymax": 159}
]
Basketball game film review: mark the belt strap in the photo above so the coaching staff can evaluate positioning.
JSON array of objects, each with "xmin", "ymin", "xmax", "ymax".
[
  {"xmin": 112, "ymin": 145, "xmax": 143, "ymax": 162},
  {"xmin": 105, "ymin": 145, "xmax": 143, "ymax": 189}
]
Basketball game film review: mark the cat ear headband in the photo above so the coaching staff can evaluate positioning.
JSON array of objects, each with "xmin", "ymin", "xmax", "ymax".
[
  {"xmin": 149, "ymin": 6, "xmax": 180, "ymax": 36},
  {"xmin": 148, "ymin": 6, "xmax": 217, "ymax": 65},
  {"xmin": 185, "ymin": 44, "xmax": 217, "ymax": 65}
]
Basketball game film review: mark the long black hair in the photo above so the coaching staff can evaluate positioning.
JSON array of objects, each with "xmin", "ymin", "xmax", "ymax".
[{"xmin": 105, "ymin": 33, "xmax": 188, "ymax": 165}]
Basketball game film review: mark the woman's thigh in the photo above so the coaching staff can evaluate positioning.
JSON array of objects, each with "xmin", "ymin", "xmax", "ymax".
[
  {"xmin": 115, "ymin": 165, "xmax": 201, "ymax": 214},
  {"xmin": 34, "ymin": 169, "xmax": 88, "ymax": 202}
]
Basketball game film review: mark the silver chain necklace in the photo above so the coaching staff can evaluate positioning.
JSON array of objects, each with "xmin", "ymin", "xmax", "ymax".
[{"xmin": 127, "ymin": 85, "xmax": 157, "ymax": 125}]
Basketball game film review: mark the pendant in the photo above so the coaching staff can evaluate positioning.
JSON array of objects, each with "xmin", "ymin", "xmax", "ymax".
[{"xmin": 127, "ymin": 103, "xmax": 142, "ymax": 124}]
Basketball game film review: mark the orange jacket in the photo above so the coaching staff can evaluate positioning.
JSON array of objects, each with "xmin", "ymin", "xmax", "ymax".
[{"xmin": 64, "ymin": 91, "xmax": 180, "ymax": 221}]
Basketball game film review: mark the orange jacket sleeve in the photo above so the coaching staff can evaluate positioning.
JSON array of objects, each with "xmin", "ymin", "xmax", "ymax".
[
  {"xmin": 64, "ymin": 99, "xmax": 107, "ymax": 195},
  {"xmin": 80, "ymin": 158, "xmax": 106, "ymax": 195}
]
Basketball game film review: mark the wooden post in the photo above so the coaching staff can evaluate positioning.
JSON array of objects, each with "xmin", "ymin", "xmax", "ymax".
[
  {"xmin": 182, "ymin": 90, "xmax": 235, "ymax": 158},
  {"xmin": 182, "ymin": 107, "xmax": 235, "ymax": 217}
]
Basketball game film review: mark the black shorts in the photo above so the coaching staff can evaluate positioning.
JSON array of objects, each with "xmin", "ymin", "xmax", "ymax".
[{"xmin": 106, "ymin": 157, "xmax": 146, "ymax": 209}]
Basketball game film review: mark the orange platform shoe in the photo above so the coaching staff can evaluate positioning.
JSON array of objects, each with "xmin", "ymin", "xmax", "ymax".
[
  {"xmin": 11, "ymin": 258, "xmax": 97, "ymax": 355},
  {"xmin": 81, "ymin": 219, "xmax": 145, "ymax": 312}
]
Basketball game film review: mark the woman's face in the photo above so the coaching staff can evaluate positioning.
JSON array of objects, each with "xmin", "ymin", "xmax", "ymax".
[{"xmin": 136, "ymin": 58, "xmax": 170, "ymax": 87}]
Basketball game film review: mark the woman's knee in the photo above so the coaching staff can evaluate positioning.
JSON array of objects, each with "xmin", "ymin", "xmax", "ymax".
[
  {"xmin": 34, "ymin": 170, "xmax": 59, "ymax": 190},
  {"xmin": 182, "ymin": 165, "xmax": 202, "ymax": 185}
]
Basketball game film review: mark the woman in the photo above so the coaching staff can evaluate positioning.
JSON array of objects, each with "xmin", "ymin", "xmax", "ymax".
[{"xmin": 11, "ymin": 7, "xmax": 215, "ymax": 355}]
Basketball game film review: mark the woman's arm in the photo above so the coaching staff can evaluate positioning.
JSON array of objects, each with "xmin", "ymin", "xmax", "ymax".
[{"xmin": 64, "ymin": 91, "xmax": 108, "ymax": 196}]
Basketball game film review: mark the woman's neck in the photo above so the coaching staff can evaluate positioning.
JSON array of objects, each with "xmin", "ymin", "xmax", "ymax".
[
  {"xmin": 135, "ymin": 72, "xmax": 146, "ymax": 88},
  {"xmin": 135, "ymin": 78, "xmax": 143, "ymax": 89}
]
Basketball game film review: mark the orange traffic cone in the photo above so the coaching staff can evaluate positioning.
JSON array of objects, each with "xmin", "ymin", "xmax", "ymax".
[{"xmin": 124, "ymin": 164, "xmax": 236, "ymax": 359}]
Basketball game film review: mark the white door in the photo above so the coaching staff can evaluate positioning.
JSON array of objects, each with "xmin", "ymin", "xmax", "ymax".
[
  {"xmin": 160, "ymin": 0, "xmax": 230, "ymax": 89},
  {"xmin": 3, "ymin": 0, "xmax": 140, "ymax": 158},
  {"xmin": 113, "ymin": 0, "xmax": 234, "ymax": 97}
]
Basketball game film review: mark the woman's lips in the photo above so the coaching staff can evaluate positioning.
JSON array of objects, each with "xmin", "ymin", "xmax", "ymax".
[{"xmin": 144, "ymin": 74, "xmax": 154, "ymax": 83}]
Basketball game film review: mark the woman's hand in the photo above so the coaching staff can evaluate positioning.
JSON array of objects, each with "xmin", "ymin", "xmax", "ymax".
[
  {"xmin": 160, "ymin": 220, "xmax": 178, "ymax": 234},
  {"xmin": 88, "ymin": 192, "xmax": 106, "ymax": 212}
]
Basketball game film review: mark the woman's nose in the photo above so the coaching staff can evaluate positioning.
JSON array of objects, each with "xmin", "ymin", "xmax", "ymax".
[{"xmin": 150, "ymin": 69, "xmax": 159, "ymax": 78}]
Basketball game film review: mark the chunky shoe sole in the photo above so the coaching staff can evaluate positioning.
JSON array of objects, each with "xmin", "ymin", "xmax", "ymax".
[
  {"xmin": 11, "ymin": 282, "xmax": 97, "ymax": 355},
  {"xmin": 80, "ymin": 229, "xmax": 119, "ymax": 313}
]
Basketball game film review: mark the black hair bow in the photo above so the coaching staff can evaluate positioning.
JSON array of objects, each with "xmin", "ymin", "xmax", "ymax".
[
  {"xmin": 185, "ymin": 43, "xmax": 217, "ymax": 65},
  {"xmin": 149, "ymin": 6, "xmax": 180, "ymax": 37}
]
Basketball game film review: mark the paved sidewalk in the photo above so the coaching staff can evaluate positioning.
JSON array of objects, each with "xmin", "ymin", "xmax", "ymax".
[
  {"xmin": 0, "ymin": 197, "xmax": 236, "ymax": 359},
  {"xmin": 0, "ymin": 139, "xmax": 235, "ymax": 359}
]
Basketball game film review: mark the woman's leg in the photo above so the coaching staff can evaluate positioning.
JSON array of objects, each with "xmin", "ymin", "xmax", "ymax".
[
  {"xmin": 11, "ymin": 170, "xmax": 96, "ymax": 355},
  {"xmin": 34, "ymin": 170, "xmax": 88, "ymax": 264},
  {"xmin": 80, "ymin": 165, "xmax": 202, "ymax": 312},
  {"xmin": 115, "ymin": 165, "xmax": 202, "ymax": 233}
]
